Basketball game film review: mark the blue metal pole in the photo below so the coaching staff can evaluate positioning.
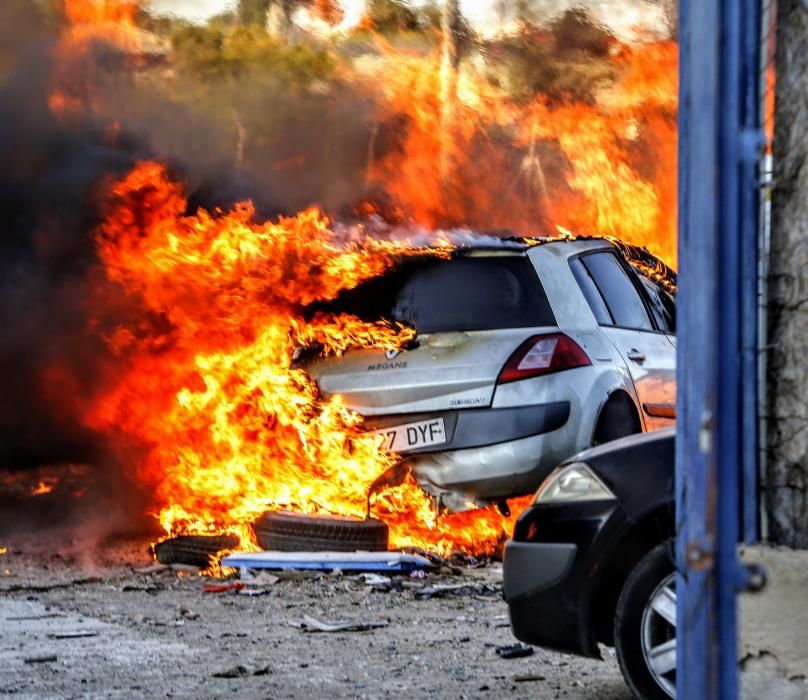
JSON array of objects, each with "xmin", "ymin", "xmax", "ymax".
[
  {"xmin": 740, "ymin": 0, "xmax": 763, "ymax": 546},
  {"xmin": 677, "ymin": 0, "xmax": 762, "ymax": 697},
  {"xmin": 676, "ymin": 0, "xmax": 721, "ymax": 693}
]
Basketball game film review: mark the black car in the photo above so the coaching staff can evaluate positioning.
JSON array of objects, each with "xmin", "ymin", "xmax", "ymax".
[{"xmin": 503, "ymin": 428, "xmax": 676, "ymax": 699}]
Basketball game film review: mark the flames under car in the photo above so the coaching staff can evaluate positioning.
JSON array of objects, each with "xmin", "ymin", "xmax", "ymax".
[{"xmin": 303, "ymin": 237, "xmax": 677, "ymax": 513}]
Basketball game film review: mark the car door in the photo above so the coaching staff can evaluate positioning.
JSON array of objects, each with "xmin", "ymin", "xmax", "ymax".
[{"xmin": 572, "ymin": 251, "xmax": 676, "ymax": 431}]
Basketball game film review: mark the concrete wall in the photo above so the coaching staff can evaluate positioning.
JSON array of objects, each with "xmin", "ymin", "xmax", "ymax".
[{"xmin": 739, "ymin": 545, "xmax": 808, "ymax": 698}]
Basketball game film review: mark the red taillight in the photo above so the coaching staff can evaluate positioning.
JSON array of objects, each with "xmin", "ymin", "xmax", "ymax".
[{"xmin": 497, "ymin": 333, "xmax": 591, "ymax": 384}]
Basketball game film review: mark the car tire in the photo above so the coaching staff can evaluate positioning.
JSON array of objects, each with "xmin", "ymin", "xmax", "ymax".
[
  {"xmin": 152, "ymin": 534, "xmax": 240, "ymax": 568},
  {"xmin": 593, "ymin": 393, "xmax": 642, "ymax": 445},
  {"xmin": 252, "ymin": 511, "xmax": 389, "ymax": 552},
  {"xmin": 614, "ymin": 541, "xmax": 676, "ymax": 700}
]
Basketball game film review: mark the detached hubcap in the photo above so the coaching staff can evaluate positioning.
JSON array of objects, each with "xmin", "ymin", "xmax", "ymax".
[{"xmin": 641, "ymin": 572, "xmax": 677, "ymax": 698}]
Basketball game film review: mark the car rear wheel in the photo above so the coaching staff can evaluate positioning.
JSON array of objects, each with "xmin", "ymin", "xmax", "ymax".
[
  {"xmin": 614, "ymin": 541, "xmax": 676, "ymax": 699},
  {"xmin": 593, "ymin": 392, "xmax": 642, "ymax": 446}
]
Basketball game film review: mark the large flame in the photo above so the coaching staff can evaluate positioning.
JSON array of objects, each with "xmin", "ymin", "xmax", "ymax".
[
  {"xmin": 364, "ymin": 40, "xmax": 677, "ymax": 265},
  {"xmin": 62, "ymin": 0, "xmax": 143, "ymax": 49},
  {"xmin": 85, "ymin": 162, "xmax": 525, "ymax": 554},
  {"xmin": 43, "ymin": 7, "xmax": 678, "ymax": 556},
  {"xmin": 50, "ymin": 0, "xmax": 148, "ymax": 119}
]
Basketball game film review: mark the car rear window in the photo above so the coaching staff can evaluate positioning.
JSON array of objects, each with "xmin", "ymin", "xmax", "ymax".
[
  {"xmin": 307, "ymin": 255, "xmax": 555, "ymax": 334},
  {"xmin": 391, "ymin": 256, "xmax": 555, "ymax": 333}
]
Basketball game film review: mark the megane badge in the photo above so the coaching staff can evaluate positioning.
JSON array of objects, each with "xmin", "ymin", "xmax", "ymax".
[{"xmin": 385, "ymin": 349, "xmax": 401, "ymax": 361}]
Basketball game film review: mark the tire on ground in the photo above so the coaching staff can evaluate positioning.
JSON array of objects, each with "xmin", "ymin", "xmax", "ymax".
[
  {"xmin": 152, "ymin": 534, "xmax": 240, "ymax": 568},
  {"xmin": 593, "ymin": 392, "xmax": 642, "ymax": 445},
  {"xmin": 614, "ymin": 540, "xmax": 676, "ymax": 700},
  {"xmin": 252, "ymin": 511, "xmax": 389, "ymax": 552}
]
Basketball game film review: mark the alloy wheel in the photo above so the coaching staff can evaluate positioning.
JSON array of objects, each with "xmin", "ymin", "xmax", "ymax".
[{"xmin": 640, "ymin": 571, "xmax": 677, "ymax": 698}]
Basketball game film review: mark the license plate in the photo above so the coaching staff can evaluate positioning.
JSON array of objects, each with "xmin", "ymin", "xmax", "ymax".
[{"xmin": 369, "ymin": 417, "xmax": 447, "ymax": 453}]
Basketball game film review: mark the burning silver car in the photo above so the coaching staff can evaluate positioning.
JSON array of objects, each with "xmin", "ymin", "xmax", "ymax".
[{"xmin": 305, "ymin": 238, "xmax": 677, "ymax": 513}]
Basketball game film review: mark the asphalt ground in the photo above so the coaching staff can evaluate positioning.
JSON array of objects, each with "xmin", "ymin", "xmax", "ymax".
[{"xmin": 0, "ymin": 530, "xmax": 631, "ymax": 700}]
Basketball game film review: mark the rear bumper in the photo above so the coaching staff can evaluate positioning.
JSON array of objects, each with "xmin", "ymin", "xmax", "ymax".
[
  {"xmin": 362, "ymin": 402, "xmax": 570, "ymax": 454},
  {"xmin": 407, "ymin": 419, "xmax": 580, "ymax": 501},
  {"xmin": 503, "ymin": 500, "xmax": 626, "ymax": 658},
  {"xmin": 365, "ymin": 402, "xmax": 574, "ymax": 502}
]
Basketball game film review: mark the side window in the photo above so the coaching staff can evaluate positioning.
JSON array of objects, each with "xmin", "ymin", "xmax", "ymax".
[
  {"xmin": 581, "ymin": 252, "xmax": 653, "ymax": 331},
  {"xmin": 638, "ymin": 276, "xmax": 677, "ymax": 333},
  {"xmin": 570, "ymin": 258, "xmax": 613, "ymax": 325}
]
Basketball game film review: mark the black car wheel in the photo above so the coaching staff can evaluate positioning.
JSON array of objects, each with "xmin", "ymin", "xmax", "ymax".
[
  {"xmin": 152, "ymin": 534, "xmax": 240, "ymax": 568},
  {"xmin": 252, "ymin": 510, "xmax": 389, "ymax": 552},
  {"xmin": 614, "ymin": 541, "xmax": 676, "ymax": 699}
]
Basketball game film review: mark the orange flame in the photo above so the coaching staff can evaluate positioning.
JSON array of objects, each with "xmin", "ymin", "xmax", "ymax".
[
  {"xmin": 61, "ymin": 0, "xmax": 143, "ymax": 49},
  {"xmin": 365, "ymin": 40, "xmax": 677, "ymax": 265},
  {"xmin": 31, "ymin": 480, "xmax": 57, "ymax": 496},
  {"xmin": 45, "ymin": 18, "xmax": 678, "ymax": 556},
  {"xmin": 64, "ymin": 0, "xmax": 138, "ymax": 26},
  {"xmin": 49, "ymin": 1, "xmax": 147, "ymax": 121},
  {"xmin": 85, "ymin": 162, "xmax": 519, "ymax": 554}
]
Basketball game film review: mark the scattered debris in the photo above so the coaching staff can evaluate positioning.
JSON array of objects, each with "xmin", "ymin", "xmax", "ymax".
[
  {"xmin": 0, "ymin": 577, "xmax": 101, "ymax": 594},
  {"xmin": 22, "ymin": 654, "xmax": 58, "ymax": 664},
  {"xmin": 212, "ymin": 663, "xmax": 271, "ymax": 678},
  {"xmin": 514, "ymin": 673, "xmax": 546, "ymax": 682},
  {"xmin": 47, "ymin": 630, "xmax": 99, "ymax": 640},
  {"xmin": 296, "ymin": 614, "xmax": 389, "ymax": 633},
  {"xmin": 170, "ymin": 564, "xmax": 202, "ymax": 575},
  {"xmin": 203, "ymin": 582, "xmax": 244, "ymax": 594},
  {"xmin": 271, "ymin": 570, "xmax": 322, "ymax": 582},
  {"xmin": 358, "ymin": 573, "xmax": 392, "ymax": 589},
  {"xmin": 241, "ymin": 571, "xmax": 280, "ymax": 588},
  {"xmin": 414, "ymin": 582, "xmax": 500, "ymax": 599},
  {"xmin": 222, "ymin": 550, "xmax": 431, "ymax": 574},
  {"xmin": 496, "ymin": 643, "xmax": 534, "ymax": 659},
  {"xmin": 179, "ymin": 608, "xmax": 200, "ymax": 620},
  {"xmin": 237, "ymin": 587, "xmax": 269, "ymax": 597},
  {"xmin": 6, "ymin": 613, "xmax": 66, "ymax": 622},
  {"xmin": 133, "ymin": 563, "xmax": 170, "ymax": 575},
  {"xmin": 24, "ymin": 654, "xmax": 58, "ymax": 664}
]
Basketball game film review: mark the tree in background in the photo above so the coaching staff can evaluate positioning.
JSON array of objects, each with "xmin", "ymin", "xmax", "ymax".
[
  {"xmin": 484, "ymin": 7, "xmax": 615, "ymax": 104},
  {"xmin": 361, "ymin": 0, "xmax": 440, "ymax": 34},
  {"xmin": 238, "ymin": 0, "xmax": 270, "ymax": 27},
  {"xmin": 551, "ymin": 7, "xmax": 612, "ymax": 57},
  {"xmin": 237, "ymin": 0, "xmax": 343, "ymax": 38}
]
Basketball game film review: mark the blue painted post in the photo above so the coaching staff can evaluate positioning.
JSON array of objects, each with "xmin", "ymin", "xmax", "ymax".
[
  {"xmin": 676, "ymin": 0, "xmax": 762, "ymax": 697},
  {"xmin": 676, "ymin": 0, "xmax": 721, "ymax": 693}
]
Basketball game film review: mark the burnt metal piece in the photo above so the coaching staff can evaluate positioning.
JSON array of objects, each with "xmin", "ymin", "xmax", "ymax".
[{"xmin": 496, "ymin": 643, "xmax": 534, "ymax": 659}]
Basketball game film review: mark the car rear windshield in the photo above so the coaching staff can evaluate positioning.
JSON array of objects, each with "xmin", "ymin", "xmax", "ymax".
[{"xmin": 309, "ymin": 255, "xmax": 555, "ymax": 334}]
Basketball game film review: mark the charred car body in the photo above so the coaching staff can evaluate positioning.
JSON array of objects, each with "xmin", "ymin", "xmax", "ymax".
[{"xmin": 304, "ymin": 237, "xmax": 677, "ymax": 512}]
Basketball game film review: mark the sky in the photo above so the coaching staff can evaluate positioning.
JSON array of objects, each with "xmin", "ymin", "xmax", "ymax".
[
  {"xmin": 147, "ymin": 0, "xmax": 497, "ymax": 27},
  {"xmin": 146, "ymin": 0, "xmax": 665, "ymax": 40}
]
